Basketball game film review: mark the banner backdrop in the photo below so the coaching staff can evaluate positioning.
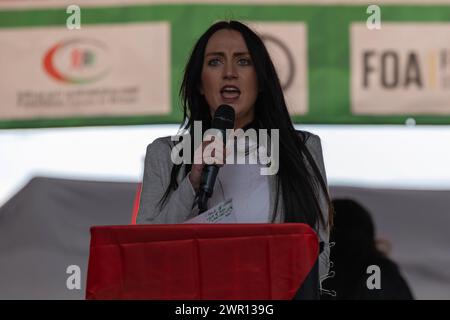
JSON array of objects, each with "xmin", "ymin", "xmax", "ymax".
[{"xmin": 2, "ymin": 1, "xmax": 450, "ymax": 127}]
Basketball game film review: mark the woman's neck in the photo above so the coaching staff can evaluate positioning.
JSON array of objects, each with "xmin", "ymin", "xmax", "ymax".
[{"xmin": 235, "ymin": 115, "xmax": 256, "ymax": 130}]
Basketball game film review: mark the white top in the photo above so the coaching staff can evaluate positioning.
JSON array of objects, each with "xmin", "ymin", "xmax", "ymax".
[
  {"xmin": 207, "ymin": 134, "xmax": 271, "ymax": 223},
  {"xmin": 208, "ymin": 164, "xmax": 271, "ymax": 223}
]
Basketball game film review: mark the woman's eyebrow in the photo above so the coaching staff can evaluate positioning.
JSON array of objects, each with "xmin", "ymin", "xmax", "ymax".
[
  {"xmin": 234, "ymin": 52, "xmax": 250, "ymax": 57},
  {"xmin": 205, "ymin": 51, "xmax": 250, "ymax": 57}
]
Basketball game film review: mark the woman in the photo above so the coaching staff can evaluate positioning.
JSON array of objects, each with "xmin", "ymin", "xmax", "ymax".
[{"xmin": 137, "ymin": 20, "xmax": 333, "ymax": 288}]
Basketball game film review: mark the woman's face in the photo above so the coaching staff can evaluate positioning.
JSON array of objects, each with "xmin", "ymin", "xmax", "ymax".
[{"xmin": 200, "ymin": 29, "xmax": 258, "ymax": 128}]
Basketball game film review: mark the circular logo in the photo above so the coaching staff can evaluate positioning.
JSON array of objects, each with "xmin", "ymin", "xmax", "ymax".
[
  {"xmin": 261, "ymin": 35, "xmax": 295, "ymax": 91},
  {"xmin": 43, "ymin": 39, "xmax": 110, "ymax": 84}
]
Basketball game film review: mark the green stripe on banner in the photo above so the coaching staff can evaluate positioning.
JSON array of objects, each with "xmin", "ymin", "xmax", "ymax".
[{"xmin": 2, "ymin": 5, "xmax": 450, "ymax": 128}]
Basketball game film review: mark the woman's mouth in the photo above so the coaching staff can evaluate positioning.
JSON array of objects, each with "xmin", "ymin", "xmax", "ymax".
[{"xmin": 220, "ymin": 85, "xmax": 241, "ymax": 102}]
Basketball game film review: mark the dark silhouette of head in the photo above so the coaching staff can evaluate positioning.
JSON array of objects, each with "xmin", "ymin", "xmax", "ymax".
[
  {"xmin": 332, "ymin": 198, "xmax": 378, "ymax": 259},
  {"xmin": 325, "ymin": 198, "xmax": 414, "ymax": 300}
]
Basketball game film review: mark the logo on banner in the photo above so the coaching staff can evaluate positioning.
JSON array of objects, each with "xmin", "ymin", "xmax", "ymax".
[
  {"xmin": 260, "ymin": 35, "xmax": 296, "ymax": 91},
  {"xmin": 0, "ymin": 22, "xmax": 170, "ymax": 121},
  {"xmin": 247, "ymin": 22, "xmax": 308, "ymax": 116},
  {"xmin": 351, "ymin": 23, "xmax": 450, "ymax": 115},
  {"xmin": 43, "ymin": 39, "xmax": 110, "ymax": 84}
]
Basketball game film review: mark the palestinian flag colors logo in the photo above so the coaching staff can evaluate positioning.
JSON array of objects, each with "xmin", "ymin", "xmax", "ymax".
[{"xmin": 43, "ymin": 39, "xmax": 110, "ymax": 84}]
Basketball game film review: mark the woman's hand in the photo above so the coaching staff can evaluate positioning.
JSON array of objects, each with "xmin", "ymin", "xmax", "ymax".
[{"xmin": 189, "ymin": 136, "xmax": 228, "ymax": 192}]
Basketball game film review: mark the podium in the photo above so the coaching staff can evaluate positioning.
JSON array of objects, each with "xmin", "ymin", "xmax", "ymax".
[{"xmin": 86, "ymin": 223, "xmax": 319, "ymax": 300}]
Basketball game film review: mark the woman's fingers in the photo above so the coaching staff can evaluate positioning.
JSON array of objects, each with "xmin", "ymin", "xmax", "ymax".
[
  {"xmin": 189, "ymin": 137, "xmax": 229, "ymax": 191},
  {"xmin": 193, "ymin": 138, "xmax": 228, "ymax": 166},
  {"xmin": 193, "ymin": 145, "xmax": 204, "ymax": 165},
  {"xmin": 203, "ymin": 155, "xmax": 225, "ymax": 166}
]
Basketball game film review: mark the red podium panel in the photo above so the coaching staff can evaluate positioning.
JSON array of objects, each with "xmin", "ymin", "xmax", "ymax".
[{"xmin": 86, "ymin": 223, "xmax": 318, "ymax": 300}]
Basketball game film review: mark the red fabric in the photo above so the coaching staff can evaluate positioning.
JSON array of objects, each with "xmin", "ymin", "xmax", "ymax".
[
  {"xmin": 130, "ymin": 183, "xmax": 142, "ymax": 225},
  {"xmin": 86, "ymin": 223, "xmax": 318, "ymax": 300}
]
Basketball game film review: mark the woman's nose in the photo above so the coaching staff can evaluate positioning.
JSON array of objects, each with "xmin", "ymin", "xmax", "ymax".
[{"xmin": 223, "ymin": 62, "xmax": 238, "ymax": 79}]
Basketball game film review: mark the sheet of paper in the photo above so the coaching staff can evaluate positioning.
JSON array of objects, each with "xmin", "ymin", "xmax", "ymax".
[{"xmin": 184, "ymin": 199, "xmax": 236, "ymax": 224}]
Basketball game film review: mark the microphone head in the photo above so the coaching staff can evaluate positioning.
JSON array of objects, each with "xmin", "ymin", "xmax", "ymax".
[{"xmin": 212, "ymin": 104, "xmax": 235, "ymax": 130}]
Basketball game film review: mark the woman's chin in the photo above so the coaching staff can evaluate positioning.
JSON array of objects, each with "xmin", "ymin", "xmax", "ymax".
[{"xmin": 220, "ymin": 99, "xmax": 239, "ymax": 106}]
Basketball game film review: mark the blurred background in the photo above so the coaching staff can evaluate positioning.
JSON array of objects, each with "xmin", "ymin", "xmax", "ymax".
[{"xmin": 1, "ymin": 0, "xmax": 450, "ymax": 299}]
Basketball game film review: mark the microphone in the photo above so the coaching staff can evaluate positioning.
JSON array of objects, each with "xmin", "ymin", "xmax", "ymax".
[{"xmin": 197, "ymin": 104, "xmax": 235, "ymax": 213}]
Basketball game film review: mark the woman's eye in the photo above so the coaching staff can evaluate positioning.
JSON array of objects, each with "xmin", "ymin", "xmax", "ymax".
[
  {"xmin": 238, "ymin": 58, "xmax": 252, "ymax": 66},
  {"xmin": 207, "ymin": 58, "xmax": 222, "ymax": 66}
]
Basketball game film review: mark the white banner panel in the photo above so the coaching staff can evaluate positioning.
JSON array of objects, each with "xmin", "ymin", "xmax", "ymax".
[
  {"xmin": 0, "ymin": 22, "xmax": 171, "ymax": 120},
  {"xmin": 249, "ymin": 22, "xmax": 308, "ymax": 115},
  {"xmin": 351, "ymin": 23, "xmax": 450, "ymax": 115}
]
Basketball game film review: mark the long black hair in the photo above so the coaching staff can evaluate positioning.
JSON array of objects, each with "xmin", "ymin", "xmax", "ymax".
[{"xmin": 162, "ymin": 20, "xmax": 333, "ymax": 230}]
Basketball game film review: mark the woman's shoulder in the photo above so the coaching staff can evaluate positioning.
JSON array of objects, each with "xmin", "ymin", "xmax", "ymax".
[
  {"xmin": 295, "ymin": 129, "xmax": 326, "ymax": 177},
  {"xmin": 144, "ymin": 136, "xmax": 175, "ymax": 162},
  {"xmin": 147, "ymin": 136, "xmax": 174, "ymax": 150},
  {"xmin": 295, "ymin": 130, "xmax": 322, "ymax": 149}
]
